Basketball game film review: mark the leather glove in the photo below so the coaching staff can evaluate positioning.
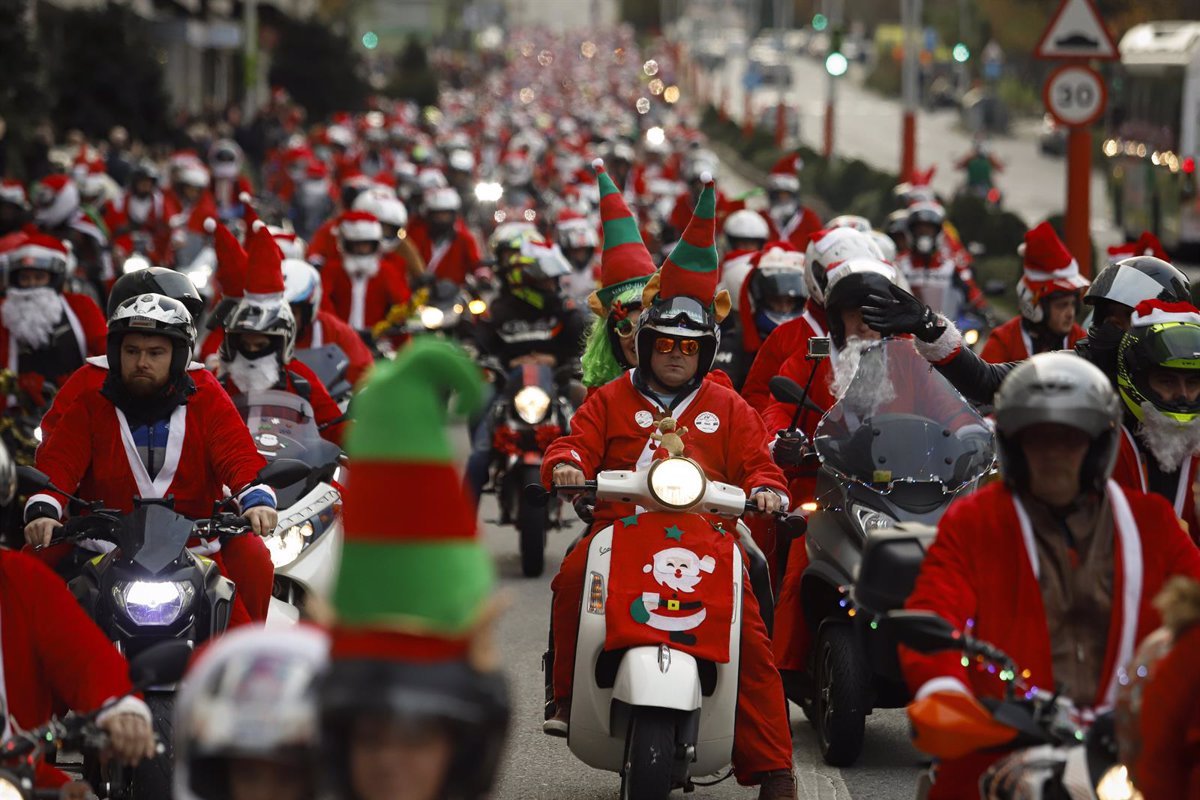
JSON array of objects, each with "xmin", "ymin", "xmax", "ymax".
[
  {"xmin": 860, "ymin": 283, "xmax": 946, "ymax": 343},
  {"xmin": 572, "ymin": 496, "xmax": 595, "ymax": 525},
  {"xmin": 773, "ymin": 432, "xmax": 808, "ymax": 467}
]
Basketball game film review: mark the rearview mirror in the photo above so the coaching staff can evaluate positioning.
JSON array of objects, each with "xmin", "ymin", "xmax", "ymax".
[
  {"xmin": 17, "ymin": 465, "xmax": 52, "ymax": 493},
  {"xmin": 768, "ymin": 376, "xmax": 826, "ymax": 416},
  {"xmin": 256, "ymin": 459, "xmax": 311, "ymax": 489},
  {"xmin": 128, "ymin": 640, "xmax": 192, "ymax": 687},
  {"xmin": 882, "ymin": 610, "xmax": 964, "ymax": 654}
]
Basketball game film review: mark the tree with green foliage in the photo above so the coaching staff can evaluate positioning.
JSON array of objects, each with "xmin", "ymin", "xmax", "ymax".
[
  {"xmin": 0, "ymin": 0, "xmax": 46, "ymax": 178},
  {"xmin": 269, "ymin": 16, "xmax": 370, "ymax": 121},
  {"xmin": 45, "ymin": 4, "xmax": 171, "ymax": 143}
]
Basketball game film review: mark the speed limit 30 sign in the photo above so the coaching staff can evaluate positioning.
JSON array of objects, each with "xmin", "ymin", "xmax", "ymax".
[{"xmin": 1043, "ymin": 64, "xmax": 1107, "ymax": 127}]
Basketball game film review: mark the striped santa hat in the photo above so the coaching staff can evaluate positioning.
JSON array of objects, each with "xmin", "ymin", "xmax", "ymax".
[{"xmin": 588, "ymin": 158, "xmax": 656, "ymax": 316}]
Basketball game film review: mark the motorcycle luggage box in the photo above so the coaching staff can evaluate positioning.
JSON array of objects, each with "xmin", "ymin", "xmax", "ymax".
[{"xmin": 851, "ymin": 524, "xmax": 936, "ymax": 615}]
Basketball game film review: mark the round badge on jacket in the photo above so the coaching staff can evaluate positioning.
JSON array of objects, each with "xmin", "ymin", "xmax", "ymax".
[
  {"xmin": 635, "ymin": 410, "xmax": 655, "ymax": 428},
  {"xmin": 694, "ymin": 412, "xmax": 720, "ymax": 434}
]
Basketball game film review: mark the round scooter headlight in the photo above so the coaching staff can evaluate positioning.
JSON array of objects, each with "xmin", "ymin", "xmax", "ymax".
[
  {"xmin": 1096, "ymin": 765, "xmax": 1141, "ymax": 800},
  {"xmin": 648, "ymin": 457, "xmax": 707, "ymax": 510},
  {"xmin": 513, "ymin": 385, "xmax": 551, "ymax": 424},
  {"xmin": 0, "ymin": 772, "xmax": 26, "ymax": 800},
  {"xmin": 265, "ymin": 521, "xmax": 313, "ymax": 568}
]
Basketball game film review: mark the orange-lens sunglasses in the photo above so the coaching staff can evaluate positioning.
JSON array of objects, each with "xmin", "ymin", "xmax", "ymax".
[{"xmin": 654, "ymin": 337, "xmax": 700, "ymax": 356}]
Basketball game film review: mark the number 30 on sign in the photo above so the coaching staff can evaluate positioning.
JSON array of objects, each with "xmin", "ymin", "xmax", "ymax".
[{"xmin": 1043, "ymin": 64, "xmax": 1107, "ymax": 127}]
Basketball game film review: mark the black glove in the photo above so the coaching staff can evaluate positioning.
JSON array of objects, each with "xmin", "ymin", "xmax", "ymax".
[
  {"xmin": 773, "ymin": 431, "xmax": 808, "ymax": 467},
  {"xmin": 860, "ymin": 283, "xmax": 946, "ymax": 343},
  {"xmin": 572, "ymin": 496, "xmax": 595, "ymax": 525}
]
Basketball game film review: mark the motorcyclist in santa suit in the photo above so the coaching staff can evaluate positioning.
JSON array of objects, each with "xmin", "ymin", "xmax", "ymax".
[
  {"xmin": 282, "ymin": 258, "xmax": 373, "ymax": 387},
  {"xmin": 23, "ymin": 294, "xmax": 277, "ymax": 625},
  {"xmin": 900, "ymin": 352, "xmax": 1200, "ymax": 799},
  {"xmin": 542, "ymin": 181, "xmax": 798, "ymax": 800}
]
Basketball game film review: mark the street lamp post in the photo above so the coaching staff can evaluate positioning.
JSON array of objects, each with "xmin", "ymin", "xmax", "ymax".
[{"xmin": 901, "ymin": 0, "xmax": 922, "ymax": 181}]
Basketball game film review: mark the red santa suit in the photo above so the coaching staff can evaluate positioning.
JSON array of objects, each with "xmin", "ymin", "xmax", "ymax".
[
  {"xmin": 28, "ymin": 356, "xmax": 275, "ymax": 622},
  {"xmin": 104, "ymin": 190, "xmax": 173, "ymax": 264},
  {"xmin": 296, "ymin": 309, "xmax": 373, "ymax": 387},
  {"xmin": 0, "ymin": 291, "xmax": 107, "ymax": 391},
  {"xmin": 1136, "ymin": 619, "xmax": 1200, "ymax": 799},
  {"xmin": 541, "ymin": 371, "xmax": 794, "ymax": 785},
  {"xmin": 321, "ymin": 251, "xmax": 412, "ymax": 332},
  {"xmin": 779, "ymin": 205, "xmax": 823, "ymax": 250},
  {"xmin": 1113, "ymin": 427, "xmax": 1200, "ymax": 544},
  {"xmin": 222, "ymin": 360, "xmax": 348, "ymax": 446},
  {"xmin": 897, "ymin": 246, "xmax": 985, "ymax": 318},
  {"xmin": 0, "ymin": 549, "xmax": 150, "ymax": 789},
  {"xmin": 741, "ymin": 301, "xmax": 829, "ymax": 412},
  {"xmin": 305, "ymin": 216, "xmax": 341, "ymax": 270},
  {"xmin": 405, "ymin": 217, "xmax": 482, "ymax": 285},
  {"xmin": 979, "ymin": 316, "xmax": 1087, "ymax": 363},
  {"xmin": 901, "ymin": 480, "xmax": 1200, "ymax": 799}
]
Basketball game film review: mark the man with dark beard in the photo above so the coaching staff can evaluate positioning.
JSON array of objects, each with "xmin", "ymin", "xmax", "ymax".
[
  {"xmin": 1113, "ymin": 300, "xmax": 1200, "ymax": 544},
  {"xmin": 0, "ymin": 232, "xmax": 106, "ymax": 399}
]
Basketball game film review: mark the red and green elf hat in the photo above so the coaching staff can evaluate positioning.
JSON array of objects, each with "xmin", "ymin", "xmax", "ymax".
[
  {"xmin": 588, "ymin": 158, "xmax": 657, "ymax": 317},
  {"xmin": 643, "ymin": 172, "xmax": 731, "ymax": 322},
  {"xmin": 331, "ymin": 337, "xmax": 490, "ymax": 664}
]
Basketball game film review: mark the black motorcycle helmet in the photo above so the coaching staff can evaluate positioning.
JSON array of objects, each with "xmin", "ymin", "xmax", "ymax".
[
  {"xmin": 884, "ymin": 209, "xmax": 910, "ymax": 251},
  {"xmin": 1085, "ymin": 256, "xmax": 1191, "ymax": 329},
  {"xmin": 634, "ymin": 295, "xmax": 720, "ymax": 396},
  {"xmin": 824, "ymin": 261, "xmax": 898, "ymax": 348},
  {"xmin": 106, "ymin": 293, "xmax": 197, "ymax": 381},
  {"xmin": 317, "ymin": 659, "xmax": 510, "ymax": 800},
  {"xmin": 107, "ymin": 266, "xmax": 205, "ymax": 320}
]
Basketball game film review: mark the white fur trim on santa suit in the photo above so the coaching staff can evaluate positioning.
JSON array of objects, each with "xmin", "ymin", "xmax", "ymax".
[
  {"xmin": 310, "ymin": 318, "xmax": 324, "ymax": 348},
  {"xmin": 1013, "ymin": 480, "xmax": 1142, "ymax": 710},
  {"xmin": 801, "ymin": 307, "xmax": 827, "ymax": 338},
  {"xmin": 348, "ymin": 276, "xmax": 369, "ymax": 330},
  {"xmin": 26, "ymin": 493, "xmax": 63, "ymax": 520},
  {"xmin": 1023, "ymin": 259, "xmax": 1082, "ymax": 283},
  {"xmin": 115, "ymin": 405, "xmax": 187, "ymax": 500},
  {"xmin": 95, "ymin": 695, "xmax": 152, "ymax": 727},
  {"xmin": 9, "ymin": 243, "xmax": 69, "ymax": 265},
  {"xmin": 911, "ymin": 314, "xmax": 963, "ymax": 364},
  {"xmin": 914, "ymin": 675, "xmax": 972, "ymax": 701},
  {"xmin": 1130, "ymin": 306, "xmax": 1200, "ymax": 327}
]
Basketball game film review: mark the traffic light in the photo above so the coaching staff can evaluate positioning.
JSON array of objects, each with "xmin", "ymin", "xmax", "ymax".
[
  {"xmin": 825, "ymin": 28, "xmax": 848, "ymax": 76},
  {"xmin": 812, "ymin": 13, "xmax": 828, "ymax": 32}
]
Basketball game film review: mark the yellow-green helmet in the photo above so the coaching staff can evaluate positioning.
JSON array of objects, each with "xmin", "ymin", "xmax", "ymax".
[{"xmin": 1116, "ymin": 301, "xmax": 1200, "ymax": 423}]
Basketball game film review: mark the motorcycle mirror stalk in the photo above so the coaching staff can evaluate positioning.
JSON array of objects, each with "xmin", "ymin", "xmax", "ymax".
[{"xmin": 16, "ymin": 465, "xmax": 99, "ymax": 512}]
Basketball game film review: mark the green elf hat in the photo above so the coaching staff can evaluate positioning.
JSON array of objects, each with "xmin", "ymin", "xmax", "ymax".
[
  {"xmin": 643, "ymin": 172, "xmax": 731, "ymax": 322},
  {"xmin": 588, "ymin": 158, "xmax": 657, "ymax": 317},
  {"xmin": 331, "ymin": 337, "xmax": 491, "ymax": 663}
]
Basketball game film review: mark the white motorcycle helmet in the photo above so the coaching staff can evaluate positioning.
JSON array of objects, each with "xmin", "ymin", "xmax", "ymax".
[
  {"xmin": 804, "ymin": 227, "xmax": 886, "ymax": 306},
  {"xmin": 827, "ymin": 214, "xmax": 873, "ymax": 233},
  {"xmin": 283, "ymin": 258, "xmax": 323, "ymax": 333},
  {"xmin": 174, "ymin": 626, "xmax": 329, "ymax": 800},
  {"xmin": 723, "ymin": 209, "xmax": 770, "ymax": 250},
  {"xmin": 353, "ymin": 187, "xmax": 409, "ymax": 253}
]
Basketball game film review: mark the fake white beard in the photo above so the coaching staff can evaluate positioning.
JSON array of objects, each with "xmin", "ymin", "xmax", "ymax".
[
  {"xmin": 224, "ymin": 352, "xmax": 282, "ymax": 394},
  {"xmin": 1136, "ymin": 401, "xmax": 1200, "ymax": 472},
  {"xmin": 829, "ymin": 336, "xmax": 896, "ymax": 416},
  {"xmin": 343, "ymin": 253, "xmax": 380, "ymax": 279},
  {"xmin": 2, "ymin": 287, "xmax": 62, "ymax": 349},
  {"xmin": 770, "ymin": 202, "xmax": 797, "ymax": 228}
]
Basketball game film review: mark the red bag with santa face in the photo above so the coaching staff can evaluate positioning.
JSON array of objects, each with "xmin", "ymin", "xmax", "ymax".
[{"xmin": 603, "ymin": 511, "xmax": 737, "ymax": 664}]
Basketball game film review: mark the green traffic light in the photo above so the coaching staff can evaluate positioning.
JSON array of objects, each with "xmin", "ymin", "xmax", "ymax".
[
  {"xmin": 812, "ymin": 13, "xmax": 828, "ymax": 32},
  {"xmin": 952, "ymin": 42, "xmax": 970, "ymax": 63},
  {"xmin": 825, "ymin": 51, "xmax": 848, "ymax": 76},
  {"xmin": 362, "ymin": 31, "xmax": 379, "ymax": 50}
]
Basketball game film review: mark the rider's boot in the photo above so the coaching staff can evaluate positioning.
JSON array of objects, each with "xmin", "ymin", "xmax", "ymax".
[{"xmin": 757, "ymin": 770, "xmax": 798, "ymax": 800}]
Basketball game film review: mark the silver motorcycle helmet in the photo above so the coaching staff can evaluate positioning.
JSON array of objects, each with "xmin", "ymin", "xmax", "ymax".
[{"xmin": 993, "ymin": 352, "xmax": 1122, "ymax": 493}]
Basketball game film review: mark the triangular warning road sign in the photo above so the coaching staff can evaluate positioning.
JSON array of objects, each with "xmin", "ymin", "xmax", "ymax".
[{"xmin": 1035, "ymin": 0, "xmax": 1119, "ymax": 60}]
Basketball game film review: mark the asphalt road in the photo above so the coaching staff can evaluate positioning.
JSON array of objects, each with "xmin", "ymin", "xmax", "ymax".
[{"xmin": 454, "ymin": 428, "xmax": 927, "ymax": 800}]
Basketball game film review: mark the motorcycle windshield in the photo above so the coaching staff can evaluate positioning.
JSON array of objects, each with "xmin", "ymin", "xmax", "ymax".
[
  {"xmin": 234, "ymin": 390, "xmax": 322, "ymax": 459},
  {"xmin": 120, "ymin": 504, "xmax": 196, "ymax": 574},
  {"xmin": 814, "ymin": 339, "xmax": 994, "ymax": 491},
  {"xmin": 293, "ymin": 345, "xmax": 349, "ymax": 392}
]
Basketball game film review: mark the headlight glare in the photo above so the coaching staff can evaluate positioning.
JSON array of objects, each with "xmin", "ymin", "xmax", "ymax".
[
  {"xmin": 113, "ymin": 580, "xmax": 195, "ymax": 626},
  {"xmin": 648, "ymin": 457, "xmax": 706, "ymax": 509},
  {"xmin": 265, "ymin": 520, "xmax": 313, "ymax": 568},
  {"xmin": 419, "ymin": 305, "xmax": 445, "ymax": 329},
  {"xmin": 513, "ymin": 386, "xmax": 551, "ymax": 424},
  {"xmin": 1095, "ymin": 765, "xmax": 1141, "ymax": 800},
  {"xmin": 122, "ymin": 255, "xmax": 151, "ymax": 274},
  {"xmin": 474, "ymin": 181, "xmax": 504, "ymax": 203},
  {"xmin": 0, "ymin": 775, "xmax": 25, "ymax": 800},
  {"xmin": 187, "ymin": 265, "xmax": 213, "ymax": 289}
]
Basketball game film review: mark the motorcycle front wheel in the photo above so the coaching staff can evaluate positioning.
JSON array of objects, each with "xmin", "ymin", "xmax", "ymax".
[
  {"xmin": 517, "ymin": 465, "xmax": 547, "ymax": 577},
  {"xmin": 814, "ymin": 623, "xmax": 869, "ymax": 767},
  {"xmin": 132, "ymin": 693, "xmax": 176, "ymax": 798},
  {"xmin": 620, "ymin": 707, "xmax": 677, "ymax": 800}
]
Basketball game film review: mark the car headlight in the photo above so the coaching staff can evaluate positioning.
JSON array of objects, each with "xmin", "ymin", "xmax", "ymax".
[
  {"xmin": 113, "ymin": 580, "xmax": 195, "ymax": 626},
  {"xmin": 265, "ymin": 520, "xmax": 313, "ymax": 568},
  {"xmin": 474, "ymin": 181, "xmax": 504, "ymax": 203},
  {"xmin": 648, "ymin": 457, "xmax": 707, "ymax": 510},
  {"xmin": 1096, "ymin": 765, "xmax": 1141, "ymax": 800},
  {"xmin": 513, "ymin": 385, "xmax": 551, "ymax": 424},
  {"xmin": 122, "ymin": 255, "xmax": 151, "ymax": 274},
  {"xmin": 852, "ymin": 503, "xmax": 895, "ymax": 533},
  {"xmin": 419, "ymin": 305, "xmax": 445, "ymax": 329}
]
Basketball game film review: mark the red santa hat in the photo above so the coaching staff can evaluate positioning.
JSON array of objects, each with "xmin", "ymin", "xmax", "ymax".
[
  {"xmin": 1016, "ymin": 222, "xmax": 1088, "ymax": 321},
  {"xmin": 205, "ymin": 218, "xmax": 247, "ymax": 300},
  {"xmin": 338, "ymin": 210, "xmax": 382, "ymax": 242},
  {"xmin": 241, "ymin": 193, "xmax": 260, "ymax": 232},
  {"xmin": 243, "ymin": 223, "xmax": 285, "ymax": 302},
  {"xmin": 1130, "ymin": 299, "xmax": 1200, "ymax": 329},
  {"xmin": 0, "ymin": 180, "xmax": 28, "ymax": 209},
  {"xmin": 767, "ymin": 153, "xmax": 803, "ymax": 192},
  {"xmin": 643, "ymin": 171, "xmax": 731, "ymax": 323},
  {"xmin": 7, "ymin": 232, "xmax": 70, "ymax": 274},
  {"xmin": 1106, "ymin": 230, "xmax": 1170, "ymax": 263}
]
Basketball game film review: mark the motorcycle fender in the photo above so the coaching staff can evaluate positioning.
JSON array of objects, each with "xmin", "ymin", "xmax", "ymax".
[{"xmin": 612, "ymin": 647, "xmax": 701, "ymax": 711}]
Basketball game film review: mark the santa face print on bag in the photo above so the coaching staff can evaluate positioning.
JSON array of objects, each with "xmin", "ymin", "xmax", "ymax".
[{"xmin": 630, "ymin": 542, "xmax": 717, "ymax": 645}]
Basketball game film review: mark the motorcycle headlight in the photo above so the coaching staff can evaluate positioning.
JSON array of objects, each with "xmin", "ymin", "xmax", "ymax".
[
  {"xmin": 1096, "ymin": 765, "xmax": 1141, "ymax": 800},
  {"xmin": 122, "ymin": 255, "xmax": 151, "ymax": 274},
  {"xmin": 474, "ymin": 181, "xmax": 504, "ymax": 203},
  {"xmin": 468, "ymin": 298, "xmax": 488, "ymax": 315},
  {"xmin": 265, "ymin": 520, "xmax": 312, "ymax": 568},
  {"xmin": 648, "ymin": 457, "xmax": 707, "ymax": 510},
  {"xmin": 113, "ymin": 580, "xmax": 195, "ymax": 626},
  {"xmin": 513, "ymin": 385, "xmax": 551, "ymax": 424},
  {"xmin": 852, "ymin": 503, "xmax": 895, "ymax": 533},
  {"xmin": 0, "ymin": 774, "xmax": 25, "ymax": 800},
  {"xmin": 419, "ymin": 305, "xmax": 445, "ymax": 329}
]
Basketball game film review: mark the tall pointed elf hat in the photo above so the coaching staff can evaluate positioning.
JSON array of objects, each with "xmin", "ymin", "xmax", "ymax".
[
  {"xmin": 588, "ymin": 158, "xmax": 656, "ymax": 317},
  {"xmin": 243, "ymin": 221, "xmax": 286, "ymax": 302},
  {"xmin": 643, "ymin": 173, "xmax": 731, "ymax": 322},
  {"xmin": 204, "ymin": 217, "xmax": 247, "ymax": 300},
  {"xmin": 331, "ymin": 337, "xmax": 491, "ymax": 663}
]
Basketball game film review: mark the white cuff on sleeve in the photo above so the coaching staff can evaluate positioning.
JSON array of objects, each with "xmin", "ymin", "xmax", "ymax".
[
  {"xmin": 25, "ymin": 493, "xmax": 63, "ymax": 520},
  {"xmin": 912, "ymin": 315, "xmax": 963, "ymax": 364},
  {"xmin": 914, "ymin": 675, "xmax": 972, "ymax": 701}
]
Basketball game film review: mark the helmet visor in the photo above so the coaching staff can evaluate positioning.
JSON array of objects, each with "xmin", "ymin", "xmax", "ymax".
[{"xmin": 649, "ymin": 296, "xmax": 713, "ymax": 331}]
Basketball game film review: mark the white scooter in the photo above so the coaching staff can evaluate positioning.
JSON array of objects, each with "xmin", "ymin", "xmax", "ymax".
[
  {"xmin": 537, "ymin": 456, "xmax": 779, "ymax": 798},
  {"xmin": 233, "ymin": 389, "xmax": 344, "ymax": 626}
]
